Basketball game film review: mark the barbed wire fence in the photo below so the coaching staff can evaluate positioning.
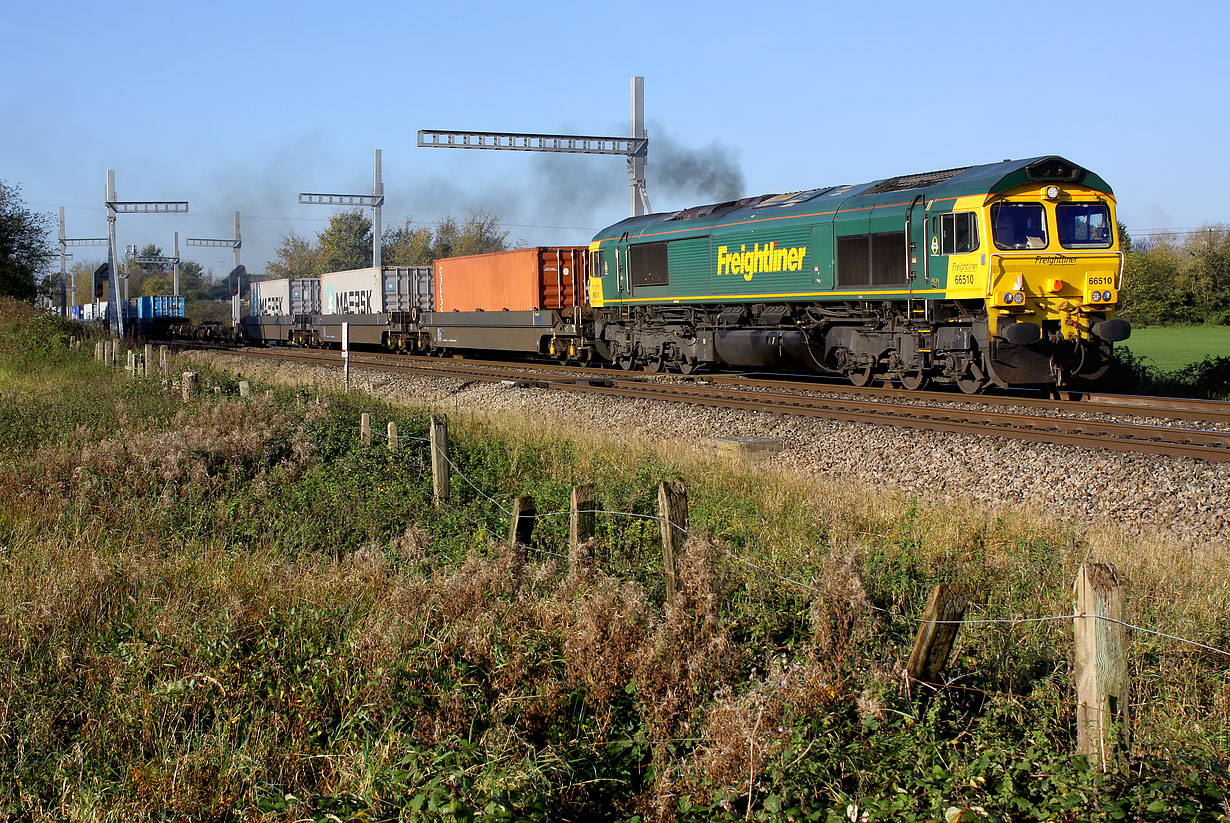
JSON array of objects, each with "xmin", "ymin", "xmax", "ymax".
[{"xmin": 357, "ymin": 411, "xmax": 1230, "ymax": 771}]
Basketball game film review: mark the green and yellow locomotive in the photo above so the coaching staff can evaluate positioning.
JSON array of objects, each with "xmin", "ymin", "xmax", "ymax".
[{"xmin": 587, "ymin": 156, "xmax": 1129, "ymax": 391}]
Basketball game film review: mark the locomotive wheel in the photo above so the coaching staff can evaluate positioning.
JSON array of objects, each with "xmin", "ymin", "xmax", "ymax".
[
  {"xmin": 617, "ymin": 354, "xmax": 636, "ymax": 371},
  {"xmin": 848, "ymin": 364, "xmax": 876, "ymax": 387},
  {"xmin": 677, "ymin": 358, "xmax": 700, "ymax": 375},
  {"xmin": 643, "ymin": 355, "xmax": 663, "ymax": 374},
  {"xmin": 955, "ymin": 373, "xmax": 987, "ymax": 394},
  {"xmin": 899, "ymin": 369, "xmax": 930, "ymax": 391}
]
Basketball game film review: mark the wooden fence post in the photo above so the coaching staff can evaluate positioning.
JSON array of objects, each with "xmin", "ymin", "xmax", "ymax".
[
  {"xmin": 359, "ymin": 413, "xmax": 371, "ymax": 446},
  {"xmin": 159, "ymin": 345, "xmax": 169, "ymax": 377},
  {"xmin": 181, "ymin": 372, "xmax": 197, "ymax": 401},
  {"xmin": 1074, "ymin": 563, "xmax": 1129, "ymax": 771},
  {"xmin": 238, "ymin": 380, "xmax": 250, "ymax": 397},
  {"xmin": 509, "ymin": 495, "xmax": 536, "ymax": 553},
  {"xmin": 94, "ymin": 341, "xmax": 103, "ymax": 361},
  {"xmin": 569, "ymin": 483, "xmax": 596, "ymax": 569},
  {"xmin": 430, "ymin": 414, "xmax": 450, "ymax": 505},
  {"xmin": 387, "ymin": 421, "xmax": 398, "ymax": 451},
  {"xmin": 657, "ymin": 478, "xmax": 688, "ymax": 605},
  {"xmin": 906, "ymin": 583, "xmax": 969, "ymax": 685},
  {"xmin": 144, "ymin": 343, "xmax": 153, "ymax": 374}
]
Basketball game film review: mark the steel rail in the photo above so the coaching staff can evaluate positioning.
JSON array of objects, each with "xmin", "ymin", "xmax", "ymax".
[
  {"xmin": 203, "ymin": 347, "xmax": 1230, "ymax": 463},
  {"xmin": 235, "ymin": 347, "xmax": 1230, "ymax": 424},
  {"xmin": 166, "ymin": 342, "xmax": 1230, "ymax": 423}
]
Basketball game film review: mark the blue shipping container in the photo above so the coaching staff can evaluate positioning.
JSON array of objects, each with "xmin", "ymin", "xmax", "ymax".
[{"xmin": 128, "ymin": 295, "xmax": 186, "ymax": 319}]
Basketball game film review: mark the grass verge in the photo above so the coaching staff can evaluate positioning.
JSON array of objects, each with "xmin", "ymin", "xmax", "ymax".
[{"xmin": 1, "ymin": 299, "xmax": 1227, "ymax": 821}]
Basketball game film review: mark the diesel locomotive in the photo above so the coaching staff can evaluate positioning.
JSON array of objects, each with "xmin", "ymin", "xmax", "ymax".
[
  {"xmin": 234, "ymin": 154, "xmax": 1129, "ymax": 393},
  {"xmin": 583, "ymin": 155, "xmax": 1129, "ymax": 391}
]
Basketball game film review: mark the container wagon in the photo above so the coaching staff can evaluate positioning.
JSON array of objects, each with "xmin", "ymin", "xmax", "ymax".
[
  {"xmin": 426, "ymin": 247, "xmax": 589, "ymax": 359},
  {"xmin": 245, "ymin": 278, "xmax": 321, "ymax": 344},
  {"xmin": 298, "ymin": 266, "xmax": 433, "ymax": 348}
]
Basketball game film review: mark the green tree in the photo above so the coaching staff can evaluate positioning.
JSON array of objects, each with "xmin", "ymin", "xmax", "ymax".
[
  {"xmin": 1182, "ymin": 225, "xmax": 1230, "ymax": 323},
  {"xmin": 0, "ymin": 180, "xmax": 53, "ymax": 300},
  {"xmin": 317, "ymin": 209, "xmax": 373, "ymax": 272},
  {"xmin": 68, "ymin": 259, "xmax": 102, "ymax": 303},
  {"xmin": 425, "ymin": 211, "xmax": 513, "ymax": 260},
  {"xmin": 267, "ymin": 209, "xmax": 517, "ymax": 276},
  {"xmin": 176, "ymin": 260, "xmax": 207, "ymax": 297},
  {"xmin": 381, "ymin": 218, "xmax": 435, "ymax": 266},
  {"xmin": 1120, "ymin": 236, "xmax": 1201, "ymax": 325},
  {"xmin": 450, "ymin": 210, "xmax": 511, "ymax": 257},
  {"xmin": 127, "ymin": 243, "xmax": 167, "ymax": 296},
  {"xmin": 267, "ymin": 229, "xmax": 323, "ymax": 279},
  {"xmin": 1117, "ymin": 221, "xmax": 1132, "ymax": 254}
]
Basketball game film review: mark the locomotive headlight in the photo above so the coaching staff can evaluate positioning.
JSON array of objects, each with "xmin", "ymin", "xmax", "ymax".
[
  {"xmin": 1046, "ymin": 185, "xmax": 1060, "ymax": 200},
  {"xmin": 1003, "ymin": 292, "xmax": 1015, "ymax": 304},
  {"xmin": 1013, "ymin": 291, "xmax": 1026, "ymax": 304}
]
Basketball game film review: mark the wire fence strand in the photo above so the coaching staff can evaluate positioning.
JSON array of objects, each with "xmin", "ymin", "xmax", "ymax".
[{"xmin": 357, "ymin": 421, "xmax": 1230, "ymax": 662}]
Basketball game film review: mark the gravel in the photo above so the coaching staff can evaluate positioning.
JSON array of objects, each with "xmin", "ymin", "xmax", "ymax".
[{"xmin": 192, "ymin": 351, "xmax": 1230, "ymax": 549}]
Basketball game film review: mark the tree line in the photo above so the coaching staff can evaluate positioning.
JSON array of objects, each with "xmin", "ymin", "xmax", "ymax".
[
  {"xmin": 4, "ymin": 176, "xmax": 1227, "ymax": 326},
  {"xmin": 265, "ymin": 209, "xmax": 514, "ymax": 278},
  {"xmin": 1117, "ymin": 223, "xmax": 1230, "ymax": 326}
]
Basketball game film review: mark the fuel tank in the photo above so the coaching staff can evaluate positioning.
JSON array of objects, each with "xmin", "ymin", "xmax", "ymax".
[{"xmin": 713, "ymin": 329, "xmax": 825, "ymax": 371}]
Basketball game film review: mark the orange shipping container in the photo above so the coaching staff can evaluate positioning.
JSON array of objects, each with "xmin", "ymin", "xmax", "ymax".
[{"xmin": 433, "ymin": 247, "xmax": 588, "ymax": 313}]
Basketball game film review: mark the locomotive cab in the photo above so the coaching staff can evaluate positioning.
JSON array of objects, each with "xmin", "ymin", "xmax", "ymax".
[{"xmin": 977, "ymin": 168, "xmax": 1129, "ymax": 387}]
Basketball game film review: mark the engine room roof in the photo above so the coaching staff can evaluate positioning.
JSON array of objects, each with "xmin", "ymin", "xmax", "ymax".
[{"xmin": 595, "ymin": 156, "xmax": 1112, "ymax": 242}]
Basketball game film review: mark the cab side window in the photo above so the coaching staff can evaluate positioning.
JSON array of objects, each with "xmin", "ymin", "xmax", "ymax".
[{"xmin": 936, "ymin": 212, "xmax": 979, "ymax": 255}]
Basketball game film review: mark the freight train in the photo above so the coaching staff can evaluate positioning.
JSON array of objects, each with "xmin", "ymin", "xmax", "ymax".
[{"xmin": 237, "ymin": 155, "xmax": 1130, "ymax": 392}]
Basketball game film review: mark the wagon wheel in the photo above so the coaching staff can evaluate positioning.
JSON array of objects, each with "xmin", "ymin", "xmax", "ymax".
[
  {"xmin": 899, "ymin": 369, "xmax": 930, "ymax": 391},
  {"xmin": 642, "ymin": 355, "xmax": 664, "ymax": 374},
  {"xmin": 677, "ymin": 358, "xmax": 700, "ymax": 375},
  {"xmin": 847, "ymin": 363, "xmax": 877, "ymax": 387},
  {"xmin": 616, "ymin": 354, "xmax": 636, "ymax": 371},
  {"xmin": 955, "ymin": 372, "xmax": 987, "ymax": 394}
]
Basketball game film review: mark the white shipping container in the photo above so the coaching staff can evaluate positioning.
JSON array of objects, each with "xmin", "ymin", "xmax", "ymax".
[
  {"xmin": 320, "ymin": 266, "xmax": 433, "ymax": 315},
  {"xmin": 250, "ymin": 278, "xmax": 321, "ymax": 317}
]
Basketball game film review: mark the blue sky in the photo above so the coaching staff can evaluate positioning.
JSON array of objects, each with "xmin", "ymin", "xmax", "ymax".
[{"xmin": 4, "ymin": 0, "xmax": 1228, "ymax": 277}]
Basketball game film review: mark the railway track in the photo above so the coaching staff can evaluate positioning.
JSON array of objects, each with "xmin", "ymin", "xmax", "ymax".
[{"xmin": 199, "ymin": 345, "xmax": 1230, "ymax": 463}]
